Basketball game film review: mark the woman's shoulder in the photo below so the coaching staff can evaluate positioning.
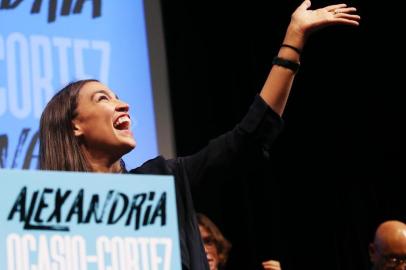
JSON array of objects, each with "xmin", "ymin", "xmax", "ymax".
[{"xmin": 128, "ymin": 155, "xmax": 176, "ymax": 175}]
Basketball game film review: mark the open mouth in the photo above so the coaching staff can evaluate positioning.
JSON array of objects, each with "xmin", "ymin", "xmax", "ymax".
[
  {"xmin": 113, "ymin": 115, "xmax": 131, "ymax": 131},
  {"xmin": 206, "ymin": 254, "xmax": 214, "ymax": 263}
]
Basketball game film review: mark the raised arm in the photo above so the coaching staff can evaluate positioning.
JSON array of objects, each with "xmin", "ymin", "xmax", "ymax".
[
  {"xmin": 260, "ymin": 0, "xmax": 360, "ymax": 116},
  {"xmin": 170, "ymin": 1, "xmax": 360, "ymax": 189}
]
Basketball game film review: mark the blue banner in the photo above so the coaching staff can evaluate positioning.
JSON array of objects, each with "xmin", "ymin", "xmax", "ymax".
[
  {"xmin": 0, "ymin": 169, "xmax": 181, "ymax": 270},
  {"xmin": 0, "ymin": 0, "xmax": 159, "ymax": 169}
]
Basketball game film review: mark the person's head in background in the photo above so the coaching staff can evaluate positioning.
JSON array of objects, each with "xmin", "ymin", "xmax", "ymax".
[
  {"xmin": 369, "ymin": 220, "xmax": 406, "ymax": 270},
  {"xmin": 39, "ymin": 80, "xmax": 135, "ymax": 172},
  {"xmin": 197, "ymin": 213, "xmax": 232, "ymax": 270}
]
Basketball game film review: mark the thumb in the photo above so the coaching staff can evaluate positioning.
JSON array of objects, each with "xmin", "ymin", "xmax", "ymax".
[{"xmin": 298, "ymin": 0, "xmax": 311, "ymax": 10}]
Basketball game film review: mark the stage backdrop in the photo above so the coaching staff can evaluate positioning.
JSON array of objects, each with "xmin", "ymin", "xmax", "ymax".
[
  {"xmin": 0, "ymin": 169, "xmax": 181, "ymax": 270},
  {"xmin": 0, "ymin": 0, "xmax": 171, "ymax": 170}
]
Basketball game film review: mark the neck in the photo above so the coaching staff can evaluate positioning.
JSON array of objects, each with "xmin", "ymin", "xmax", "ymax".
[
  {"xmin": 89, "ymin": 159, "xmax": 122, "ymax": 173},
  {"xmin": 81, "ymin": 146, "xmax": 123, "ymax": 173}
]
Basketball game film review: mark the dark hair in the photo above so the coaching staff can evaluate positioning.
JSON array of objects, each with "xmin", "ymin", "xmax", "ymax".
[
  {"xmin": 197, "ymin": 213, "xmax": 232, "ymax": 268},
  {"xmin": 39, "ymin": 79, "xmax": 98, "ymax": 171}
]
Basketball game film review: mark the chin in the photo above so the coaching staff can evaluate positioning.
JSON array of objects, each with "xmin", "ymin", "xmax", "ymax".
[
  {"xmin": 208, "ymin": 262, "xmax": 217, "ymax": 270},
  {"xmin": 121, "ymin": 135, "xmax": 136, "ymax": 148},
  {"xmin": 124, "ymin": 141, "xmax": 136, "ymax": 152},
  {"xmin": 116, "ymin": 139, "xmax": 136, "ymax": 156},
  {"xmin": 129, "ymin": 138, "xmax": 137, "ymax": 149}
]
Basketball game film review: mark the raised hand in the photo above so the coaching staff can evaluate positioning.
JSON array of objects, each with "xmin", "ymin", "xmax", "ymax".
[
  {"xmin": 259, "ymin": 0, "xmax": 360, "ymax": 116},
  {"xmin": 290, "ymin": 0, "xmax": 361, "ymax": 39}
]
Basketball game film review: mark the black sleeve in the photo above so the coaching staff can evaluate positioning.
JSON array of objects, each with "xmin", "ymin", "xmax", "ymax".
[{"xmin": 171, "ymin": 95, "xmax": 284, "ymax": 189}]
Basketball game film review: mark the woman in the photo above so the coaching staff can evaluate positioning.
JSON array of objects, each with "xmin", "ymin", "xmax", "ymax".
[
  {"xmin": 197, "ymin": 213, "xmax": 232, "ymax": 270},
  {"xmin": 39, "ymin": 1, "xmax": 360, "ymax": 269}
]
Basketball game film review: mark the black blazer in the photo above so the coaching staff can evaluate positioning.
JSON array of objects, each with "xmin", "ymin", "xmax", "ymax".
[{"xmin": 130, "ymin": 95, "xmax": 283, "ymax": 270}]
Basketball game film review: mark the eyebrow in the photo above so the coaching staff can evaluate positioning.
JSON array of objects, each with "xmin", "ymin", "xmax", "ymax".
[{"xmin": 91, "ymin": 90, "xmax": 119, "ymax": 100}]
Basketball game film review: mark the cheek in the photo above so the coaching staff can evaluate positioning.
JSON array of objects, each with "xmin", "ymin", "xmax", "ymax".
[
  {"xmin": 211, "ymin": 247, "xmax": 220, "ymax": 260},
  {"xmin": 78, "ymin": 116, "xmax": 113, "ymax": 142},
  {"xmin": 82, "ymin": 119, "xmax": 110, "ymax": 136},
  {"xmin": 83, "ymin": 111, "xmax": 112, "ymax": 129}
]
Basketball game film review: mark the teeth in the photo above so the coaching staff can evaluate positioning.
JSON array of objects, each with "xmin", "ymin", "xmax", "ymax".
[{"xmin": 114, "ymin": 115, "xmax": 130, "ymax": 128}]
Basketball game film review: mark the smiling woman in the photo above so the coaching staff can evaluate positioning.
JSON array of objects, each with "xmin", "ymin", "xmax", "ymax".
[
  {"xmin": 38, "ymin": 1, "xmax": 360, "ymax": 269},
  {"xmin": 39, "ymin": 79, "xmax": 136, "ymax": 172},
  {"xmin": 71, "ymin": 81, "xmax": 136, "ymax": 172}
]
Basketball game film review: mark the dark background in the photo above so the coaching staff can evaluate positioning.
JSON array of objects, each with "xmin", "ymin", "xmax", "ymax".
[{"xmin": 160, "ymin": 1, "xmax": 406, "ymax": 269}]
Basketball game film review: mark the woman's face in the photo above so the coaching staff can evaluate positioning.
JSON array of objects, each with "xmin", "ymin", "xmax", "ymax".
[
  {"xmin": 199, "ymin": 225, "xmax": 220, "ymax": 270},
  {"xmin": 72, "ymin": 81, "xmax": 136, "ymax": 159}
]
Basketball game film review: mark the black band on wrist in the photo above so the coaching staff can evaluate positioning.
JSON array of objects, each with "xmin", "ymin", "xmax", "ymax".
[
  {"xmin": 272, "ymin": 56, "xmax": 300, "ymax": 73},
  {"xmin": 281, "ymin": 44, "xmax": 302, "ymax": 55}
]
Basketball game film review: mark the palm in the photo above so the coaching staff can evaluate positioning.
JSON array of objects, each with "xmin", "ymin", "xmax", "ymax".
[{"xmin": 290, "ymin": 1, "xmax": 360, "ymax": 36}]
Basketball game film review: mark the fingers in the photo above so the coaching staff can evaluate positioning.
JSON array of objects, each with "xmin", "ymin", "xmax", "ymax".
[
  {"xmin": 333, "ymin": 7, "xmax": 357, "ymax": 14},
  {"xmin": 262, "ymin": 260, "xmax": 281, "ymax": 270},
  {"xmin": 334, "ymin": 18, "xmax": 360, "ymax": 26},
  {"xmin": 329, "ymin": 5, "xmax": 360, "ymax": 26},
  {"xmin": 333, "ymin": 8, "xmax": 361, "ymax": 26},
  {"xmin": 335, "ymin": 13, "xmax": 361, "ymax": 21},
  {"xmin": 289, "ymin": 1, "xmax": 361, "ymax": 39},
  {"xmin": 326, "ymin": 3, "xmax": 348, "ymax": 12}
]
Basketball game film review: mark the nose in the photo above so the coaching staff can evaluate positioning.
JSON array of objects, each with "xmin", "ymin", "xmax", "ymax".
[
  {"xmin": 203, "ymin": 244, "xmax": 212, "ymax": 256},
  {"xmin": 115, "ymin": 100, "xmax": 129, "ymax": 112}
]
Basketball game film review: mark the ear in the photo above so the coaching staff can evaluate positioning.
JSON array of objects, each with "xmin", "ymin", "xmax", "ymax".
[{"xmin": 72, "ymin": 119, "xmax": 83, "ymax": 137}]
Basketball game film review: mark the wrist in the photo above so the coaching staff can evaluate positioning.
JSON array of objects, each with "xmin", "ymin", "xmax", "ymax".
[{"xmin": 283, "ymin": 23, "xmax": 306, "ymax": 50}]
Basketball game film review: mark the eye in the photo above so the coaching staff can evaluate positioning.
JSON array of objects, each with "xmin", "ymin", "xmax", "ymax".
[
  {"xmin": 203, "ymin": 236, "xmax": 215, "ymax": 246},
  {"xmin": 97, "ymin": 94, "xmax": 109, "ymax": 102}
]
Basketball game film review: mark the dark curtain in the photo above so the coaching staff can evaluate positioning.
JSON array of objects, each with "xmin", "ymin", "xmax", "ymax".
[{"xmin": 160, "ymin": 0, "xmax": 406, "ymax": 269}]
